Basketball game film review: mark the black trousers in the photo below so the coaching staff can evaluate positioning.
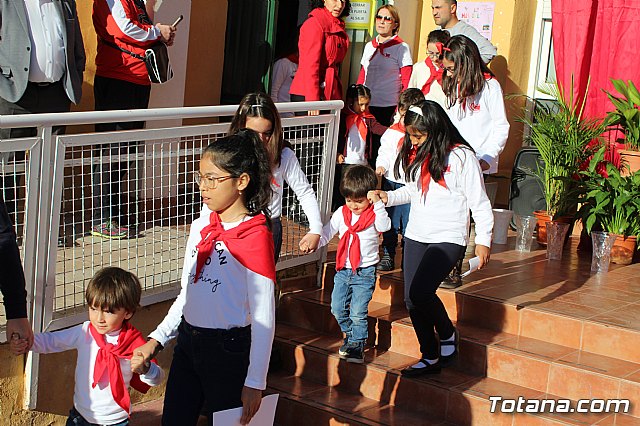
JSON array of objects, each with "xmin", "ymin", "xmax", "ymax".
[
  {"xmin": 92, "ymin": 75, "xmax": 151, "ymax": 225},
  {"xmin": 403, "ymin": 238, "xmax": 465, "ymax": 359},
  {"xmin": 0, "ymin": 80, "xmax": 70, "ymax": 223},
  {"xmin": 162, "ymin": 320, "xmax": 251, "ymax": 425}
]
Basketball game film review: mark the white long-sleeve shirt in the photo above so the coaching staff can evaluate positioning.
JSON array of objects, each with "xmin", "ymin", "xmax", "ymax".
[
  {"xmin": 445, "ymin": 78, "xmax": 510, "ymax": 174},
  {"xmin": 386, "ymin": 147, "xmax": 493, "ymax": 248},
  {"xmin": 148, "ymin": 216, "xmax": 275, "ymax": 390},
  {"xmin": 376, "ymin": 126, "xmax": 407, "ymax": 184},
  {"xmin": 32, "ymin": 322, "xmax": 164, "ymax": 425},
  {"xmin": 408, "ymin": 60, "xmax": 447, "ymax": 108},
  {"xmin": 271, "ymin": 58, "xmax": 297, "ymax": 118},
  {"xmin": 318, "ymin": 200, "xmax": 391, "ymax": 268},
  {"xmin": 270, "ymin": 147, "xmax": 323, "ymax": 234}
]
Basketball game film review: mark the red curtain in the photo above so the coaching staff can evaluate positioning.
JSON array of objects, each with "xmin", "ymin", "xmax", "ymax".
[{"xmin": 551, "ymin": 0, "xmax": 640, "ymax": 121}]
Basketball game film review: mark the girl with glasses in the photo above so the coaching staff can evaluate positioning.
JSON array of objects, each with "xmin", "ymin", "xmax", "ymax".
[
  {"xmin": 135, "ymin": 130, "xmax": 277, "ymax": 425},
  {"xmin": 408, "ymin": 29, "xmax": 451, "ymax": 107},
  {"xmin": 357, "ymin": 4, "xmax": 413, "ymax": 165},
  {"xmin": 229, "ymin": 92, "xmax": 323, "ymax": 261}
]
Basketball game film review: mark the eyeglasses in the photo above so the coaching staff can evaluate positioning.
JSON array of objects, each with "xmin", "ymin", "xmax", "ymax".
[
  {"xmin": 375, "ymin": 15, "xmax": 394, "ymax": 22},
  {"xmin": 193, "ymin": 172, "xmax": 235, "ymax": 189},
  {"xmin": 444, "ymin": 66, "xmax": 456, "ymax": 74},
  {"xmin": 427, "ymin": 51, "xmax": 440, "ymax": 58}
]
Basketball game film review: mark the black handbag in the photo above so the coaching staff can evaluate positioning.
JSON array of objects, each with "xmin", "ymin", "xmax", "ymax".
[{"xmin": 101, "ymin": 39, "xmax": 174, "ymax": 84}]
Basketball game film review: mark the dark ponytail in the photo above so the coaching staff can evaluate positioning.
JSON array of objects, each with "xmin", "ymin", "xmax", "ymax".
[
  {"xmin": 394, "ymin": 100, "xmax": 473, "ymax": 184},
  {"xmin": 202, "ymin": 129, "xmax": 273, "ymax": 225}
]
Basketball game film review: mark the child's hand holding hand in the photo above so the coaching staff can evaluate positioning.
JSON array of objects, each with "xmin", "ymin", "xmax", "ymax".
[
  {"xmin": 375, "ymin": 166, "xmax": 386, "ymax": 176},
  {"xmin": 367, "ymin": 190, "xmax": 381, "ymax": 204},
  {"xmin": 9, "ymin": 333, "xmax": 30, "ymax": 355},
  {"xmin": 299, "ymin": 233, "xmax": 320, "ymax": 254},
  {"xmin": 131, "ymin": 350, "xmax": 150, "ymax": 375},
  {"xmin": 367, "ymin": 190, "xmax": 388, "ymax": 204}
]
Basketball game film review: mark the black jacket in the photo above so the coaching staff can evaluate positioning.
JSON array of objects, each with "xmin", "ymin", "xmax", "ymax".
[{"xmin": 0, "ymin": 194, "xmax": 27, "ymax": 319}]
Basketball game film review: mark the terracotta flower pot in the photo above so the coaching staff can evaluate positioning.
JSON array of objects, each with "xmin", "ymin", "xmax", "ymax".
[
  {"xmin": 620, "ymin": 149, "xmax": 640, "ymax": 176},
  {"xmin": 533, "ymin": 210, "xmax": 574, "ymax": 245},
  {"xmin": 610, "ymin": 234, "xmax": 637, "ymax": 265}
]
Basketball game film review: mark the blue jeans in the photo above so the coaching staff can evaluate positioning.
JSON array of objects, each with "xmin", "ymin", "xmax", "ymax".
[
  {"xmin": 162, "ymin": 320, "xmax": 251, "ymax": 425},
  {"xmin": 66, "ymin": 408, "xmax": 129, "ymax": 426},
  {"xmin": 381, "ymin": 179, "xmax": 410, "ymax": 257},
  {"xmin": 330, "ymin": 266, "xmax": 376, "ymax": 346}
]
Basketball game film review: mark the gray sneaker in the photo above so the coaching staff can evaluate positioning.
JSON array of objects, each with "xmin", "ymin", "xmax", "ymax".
[
  {"xmin": 377, "ymin": 253, "xmax": 395, "ymax": 271},
  {"xmin": 440, "ymin": 272, "xmax": 462, "ymax": 289}
]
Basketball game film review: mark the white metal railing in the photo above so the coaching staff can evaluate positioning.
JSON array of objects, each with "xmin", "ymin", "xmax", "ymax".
[{"xmin": 1, "ymin": 101, "xmax": 342, "ymax": 408}]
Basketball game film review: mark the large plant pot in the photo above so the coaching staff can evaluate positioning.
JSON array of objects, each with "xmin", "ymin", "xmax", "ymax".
[
  {"xmin": 610, "ymin": 234, "xmax": 637, "ymax": 265},
  {"xmin": 620, "ymin": 149, "xmax": 640, "ymax": 176},
  {"xmin": 533, "ymin": 210, "xmax": 574, "ymax": 245}
]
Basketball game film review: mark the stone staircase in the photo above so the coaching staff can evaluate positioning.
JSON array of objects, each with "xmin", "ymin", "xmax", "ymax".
[{"xmin": 267, "ymin": 240, "xmax": 640, "ymax": 425}]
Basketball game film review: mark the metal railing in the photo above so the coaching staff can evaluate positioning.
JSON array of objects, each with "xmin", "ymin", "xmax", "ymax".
[{"xmin": 1, "ymin": 101, "xmax": 342, "ymax": 335}]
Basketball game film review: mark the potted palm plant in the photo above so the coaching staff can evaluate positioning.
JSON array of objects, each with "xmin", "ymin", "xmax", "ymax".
[
  {"xmin": 604, "ymin": 79, "xmax": 640, "ymax": 175},
  {"xmin": 575, "ymin": 147, "xmax": 640, "ymax": 265},
  {"xmin": 519, "ymin": 78, "xmax": 605, "ymax": 244}
]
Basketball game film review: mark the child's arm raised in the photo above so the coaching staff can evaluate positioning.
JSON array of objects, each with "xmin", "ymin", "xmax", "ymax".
[{"xmin": 372, "ymin": 200, "xmax": 391, "ymax": 233}]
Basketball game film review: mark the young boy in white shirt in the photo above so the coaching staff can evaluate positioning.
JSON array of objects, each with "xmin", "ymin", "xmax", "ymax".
[
  {"xmin": 319, "ymin": 165, "xmax": 391, "ymax": 363},
  {"xmin": 11, "ymin": 267, "xmax": 164, "ymax": 425}
]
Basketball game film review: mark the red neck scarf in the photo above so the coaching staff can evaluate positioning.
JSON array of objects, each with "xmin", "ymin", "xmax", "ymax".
[
  {"xmin": 345, "ymin": 108, "xmax": 376, "ymax": 158},
  {"xmin": 89, "ymin": 322, "xmax": 152, "ymax": 414},
  {"xmin": 421, "ymin": 57, "xmax": 443, "ymax": 95},
  {"xmin": 370, "ymin": 35, "xmax": 404, "ymax": 61},
  {"xmin": 390, "ymin": 122, "xmax": 406, "ymax": 151},
  {"xmin": 418, "ymin": 145, "xmax": 460, "ymax": 196},
  {"xmin": 335, "ymin": 205, "xmax": 376, "ymax": 271},
  {"xmin": 194, "ymin": 212, "xmax": 275, "ymax": 283}
]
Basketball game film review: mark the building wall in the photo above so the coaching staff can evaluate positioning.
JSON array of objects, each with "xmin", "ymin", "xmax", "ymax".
[{"xmin": 413, "ymin": 0, "xmax": 538, "ymax": 206}]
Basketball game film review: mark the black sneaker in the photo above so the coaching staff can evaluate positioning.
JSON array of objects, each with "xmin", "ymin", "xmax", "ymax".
[
  {"xmin": 338, "ymin": 339, "xmax": 353, "ymax": 358},
  {"xmin": 377, "ymin": 253, "xmax": 395, "ymax": 271},
  {"xmin": 345, "ymin": 345, "xmax": 364, "ymax": 364},
  {"xmin": 440, "ymin": 272, "xmax": 462, "ymax": 289}
]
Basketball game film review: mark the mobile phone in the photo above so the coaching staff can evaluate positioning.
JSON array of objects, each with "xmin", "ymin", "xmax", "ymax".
[{"xmin": 171, "ymin": 15, "xmax": 183, "ymax": 27}]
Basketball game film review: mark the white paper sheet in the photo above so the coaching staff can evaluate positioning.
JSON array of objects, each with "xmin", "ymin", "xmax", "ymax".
[
  {"xmin": 460, "ymin": 256, "xmax": 480, "ymax": 278},
  {"xmin": 212, "ymin": 394, "xmax": 279, "ymax": 426}
]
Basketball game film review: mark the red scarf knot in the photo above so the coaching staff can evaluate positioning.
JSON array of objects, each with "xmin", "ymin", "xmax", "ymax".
[
  {"xmin": 89, "ymin": 322, "xmax": 152, "ymax": 415},
  {"xmin": 194, "ymin": 212, "xmax": 276, "ymax": 284},
  {"xmin": 335, "ymin": 205, "xmax": 376, "ymax": 271},
  {"xmin": 345, "ymin": 108, "xmax": 376, "ymax": 159},
  {"xmin": 421, "ymin": 57, "xmax": 444, "ymax": 95},
  {"xmin": 370, "ymin": 36, "xmax": 404, "ymax": 61}
]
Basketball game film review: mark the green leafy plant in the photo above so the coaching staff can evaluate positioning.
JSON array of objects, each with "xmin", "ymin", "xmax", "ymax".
[
  {"xmin": 575, "ymin": 147, "xmax": 640, "ymax": 237},
  {"xmin": 518, "ymin": 78, "xmax": 606, "ymax": 217},
  {"xmin": 604, "ymin": 79, "xmax": 640, "ymax": 150}
]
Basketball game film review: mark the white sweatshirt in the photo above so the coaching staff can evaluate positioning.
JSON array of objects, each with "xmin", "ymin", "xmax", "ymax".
[
  {"xmin": 271, "ymin": 147, "xmax": 323, "ymax": 234},
  {"xmin": 408, "ymin": 60, "xmax": 447, "ymax": 108},
  {"xmin": 445, "ymin": 78, "xmax": 510, "ymax": 174},
  {"xmin": 32, "ymin": 322, "xmax": 164, "ymax": 425},
  {"xmin": 376, "ymin": 126, "xmax": 407, "ymax": 184},
  {"xmin": 318, "ymin": 200, "xmax": 391, "ymax": 269},
  {"xmin": 148, "ymin": 216, "xmax": 276, "ymax": 390},
  {"xmin": 386, "ymin": 146, "xmax": 493, "ymax": 247}
]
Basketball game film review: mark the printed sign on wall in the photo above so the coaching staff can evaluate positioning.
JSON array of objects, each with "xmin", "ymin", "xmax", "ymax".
[
  {"xmin": 457, "ymin": 2, "xmax": 496, "ymax": 40},
  {"xmin": 345, "ymin": 0, "xmax": 372, "ymax": 30}
]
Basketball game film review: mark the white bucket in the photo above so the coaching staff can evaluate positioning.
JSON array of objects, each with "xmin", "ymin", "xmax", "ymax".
[{"xmin": 492, "ymin": 209, "xmax": 513, "ymax": 245}]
